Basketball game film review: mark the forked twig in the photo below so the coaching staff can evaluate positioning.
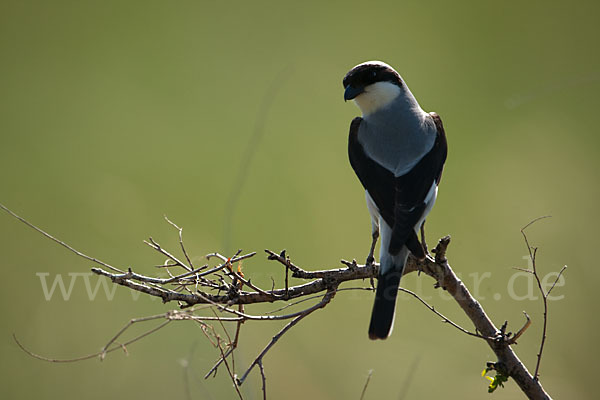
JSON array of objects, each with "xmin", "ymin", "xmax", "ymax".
[
  {"xmin": 14, "ymin": 317, "xmax": 171, "ymax": 363},
  {"xmin": 145, "ymin": 237, "xmax": 193, "ymax": 272},
  {"xmin": 521, "ymin": 216, "xmax": 566, "ymax": 382},
  {"xmin": 164, "ymin": 215, "xmax": 195, "ymax": 269},
  {"xmin": 100, "ymin": 314, "xmax": 171, "ymax": 360}
]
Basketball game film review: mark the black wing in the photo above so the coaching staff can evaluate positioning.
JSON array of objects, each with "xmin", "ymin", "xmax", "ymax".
[{"xmin": 348, "ymin": 113, "xmax": 447, "ymax": 257}]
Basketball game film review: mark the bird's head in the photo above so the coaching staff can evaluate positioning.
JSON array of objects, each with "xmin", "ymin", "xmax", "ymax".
[{"xmin": 343, "ymin": 61, "xmax": 404, "ymax": 116}]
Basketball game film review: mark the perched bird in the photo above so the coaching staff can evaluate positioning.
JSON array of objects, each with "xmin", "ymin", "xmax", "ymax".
[{"xmin": 343, "ymin": 61, "xmax": 447, "ymax": 340}]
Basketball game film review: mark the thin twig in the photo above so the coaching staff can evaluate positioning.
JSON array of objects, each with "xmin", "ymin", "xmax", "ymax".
[
  {"xmin": 237, "ymin": 287, "xmax": 337, "ymax": 385},
  {"xmin": 105, "ymin": 264, "xmax": 212, "ymax": 285},
  {"xmin": 258, "ymin": 360, "xmax": 267, "ymax": 400},
  {"xmin": 521, "ymin": 215, "xmax": 552, "ymax": 232},
  {"xmin": 521, "ymin": 216, "xmax": 558, "ymax": 382},
  {"xmin": 227, "ymin": 265, "xmax": 280, "ymax": 300},
  {"xmin": 196, "ymin": 252, "xmax": 257, "ymax": 278},
  {"xmin": 399, "ymin": 287, "xmax": 494, "ymax": 340},
  {"xmin": 145, "ymin": 237, "xmax": 192, "ymax": 272},
  {"xmin": 100, "ymin": 314, "xmax": 168, "ymax": 360},
  {"xmin": 211, "ymin": 306, "xmax": 237, "ymax": 378},
  {"xmin": 547, "ymin": 265, "xmax": 567, "ymax": 297},
  {"xmin": 233, "ymin": 304, "xmax": 244, "ymax": 350},
  {"xmin": 14, "ymin": 319, "xmax": 171, "ymax": 363},
  {"xmin": 360, "ymin": 369, "xmax": 373, "ymax": 400},
  {"xmin": 216, "ymin": 337, "xmax": 244, "ymax": 400},
  {"xmin": 164, "ymin": 215, "xmax": 195, "ymax": 269},
  {"xmin": 285, "ymin": 256, "xmax": 290, "ymax": 299},
  {"xmin": 204, "ymin": 348, "xmax": 233, "ymax": 379},
  {"xmin": 0, "ymin": 203, "xmax": 123, "ymax": 273}
]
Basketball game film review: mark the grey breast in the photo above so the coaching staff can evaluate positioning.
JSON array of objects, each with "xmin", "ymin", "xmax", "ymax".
[{"xmin": 357, "ymin": 98, "xmax": 436, "ymax": 178}]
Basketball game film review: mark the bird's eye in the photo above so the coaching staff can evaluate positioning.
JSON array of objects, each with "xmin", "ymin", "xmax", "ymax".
[{"xmin": 371, "ymin": 71, "xmax": 377, "ymax": 78}]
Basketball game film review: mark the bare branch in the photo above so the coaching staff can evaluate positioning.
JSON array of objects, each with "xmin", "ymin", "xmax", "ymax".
[
  {"xmin": 3, "ymin": 204, "xmax": 557, "ymax": 399},
  {"xmin": 92, "ymin": 257, "xmax": 374, "ymax": 307},
  {"xmin": 546, "ymin": 265, "xmax": 567, "ymax": 296},
  {"xmin": 521, "ymin": 215, "xmax": 552, "ymax": 232}
]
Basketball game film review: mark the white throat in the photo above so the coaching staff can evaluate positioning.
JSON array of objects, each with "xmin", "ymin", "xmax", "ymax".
[{"xmin": 353, "ymin": 81, "xmax": 401, "ymax": 116}]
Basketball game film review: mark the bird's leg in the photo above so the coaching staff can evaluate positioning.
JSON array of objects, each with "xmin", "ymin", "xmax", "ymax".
[
  {"xmin": 420, "ymin": 221, "xmax": 428, "ymax": 255},
  {"xmin": 366, "ymin": 229, "xmax": 379, "ymax": 266}
]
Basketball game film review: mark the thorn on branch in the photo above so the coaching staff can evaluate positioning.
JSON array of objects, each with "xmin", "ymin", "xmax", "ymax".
[
  {"xmin": 508, "ymin": 312, "xmax": 531, "ymax": 345},
  {"xmin": 265, "ymin": 250, "xmax": 278, "ymax": 261},
  {"xmin": 431, "ymin": 235, "xmax": 451, "ymax": 263},
  {"xmin": 343, "ymin": 259, "xmax": 359, "ymax": 270}
]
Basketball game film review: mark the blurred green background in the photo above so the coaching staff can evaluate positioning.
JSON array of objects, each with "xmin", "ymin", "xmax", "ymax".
[{"xmin": 1, "ymin": 0, "xmax": 598, "ymax": 398}]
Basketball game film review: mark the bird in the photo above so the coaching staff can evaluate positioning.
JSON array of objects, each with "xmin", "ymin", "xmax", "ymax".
[{"xmin": 343, "ymin": 61, "xmax": 447, "ymax": 340}]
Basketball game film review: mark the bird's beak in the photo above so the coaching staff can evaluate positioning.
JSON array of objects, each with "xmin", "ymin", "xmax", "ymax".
[{"xmin": 344, "ymin": 85, "xmax": 364, "ymax": 101}]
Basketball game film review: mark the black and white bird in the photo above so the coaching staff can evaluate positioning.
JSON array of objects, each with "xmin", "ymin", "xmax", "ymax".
[{"xmin": 343, "ymin": 61, "xmax": 447, "ymax": 340}]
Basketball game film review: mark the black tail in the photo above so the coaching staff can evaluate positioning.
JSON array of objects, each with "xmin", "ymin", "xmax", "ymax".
[{"xmin": 368, "ymin": 270, "xmax": 402, "ymax": 340}]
